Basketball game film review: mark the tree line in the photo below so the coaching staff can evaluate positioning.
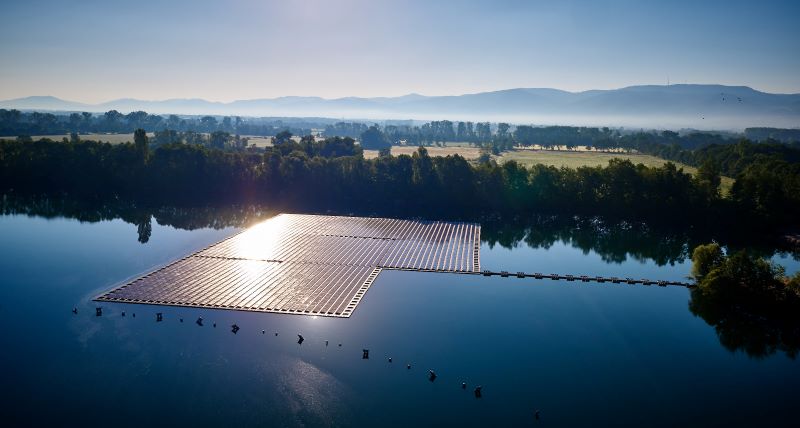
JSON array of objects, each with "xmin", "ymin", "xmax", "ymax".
[
  {"xmin": 0, "ymin": 109, "xmax": 320, "ymax": 136},
  {"xmin": 4, "ymin": 108, "xmax": 799, "ymax": 152},
  {"xmin": 3, "ymin": 130, "xmax": 798, "ymax": 232}
]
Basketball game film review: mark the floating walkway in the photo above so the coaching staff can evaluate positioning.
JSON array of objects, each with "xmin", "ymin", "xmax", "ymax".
[
  {"xmin": 97, "ymin": 214, "xmax": 481, "ymax": 317},
  {"xmin": 474, "ymin": 270, "xmax": 693, "ymax": 287}
]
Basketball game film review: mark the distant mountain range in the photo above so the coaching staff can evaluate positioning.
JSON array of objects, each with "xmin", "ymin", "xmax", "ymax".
[{"xmin": 2, "ymin": 85, "xmax": 799, "ymax": 129}]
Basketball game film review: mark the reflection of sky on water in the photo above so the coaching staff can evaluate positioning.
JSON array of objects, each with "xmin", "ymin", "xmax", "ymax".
[
  {"xmin": 482, "ymin": 239, "xmax": 800, "ymax": 279},
  {"xmin": 481, "ymin": 240, "xmax": 693, "ymax": 281},
  {"xmin": 0, "ymin": 214, "xmax": 798, "ymax": 427}
]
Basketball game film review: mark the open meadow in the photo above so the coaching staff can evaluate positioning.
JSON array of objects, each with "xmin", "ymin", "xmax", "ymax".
[
  {"xmin": 12, "ymin": 133, "xmax": 150, "ymax": 144},
  {"xmin": 363, "ymin": 144, "xmax": 482, "ymax": 160},
  {"xmin": 497, "ymin": 149, "xmax": 734, "ymax": 194},
  {"xmin": 499, "ymin": 149, "xmax": 689, "ymax": 169}
]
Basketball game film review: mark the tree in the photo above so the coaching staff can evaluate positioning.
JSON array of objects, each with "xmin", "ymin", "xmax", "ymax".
[
  {"xmin": 497, "ymin": 123, "xmax": 510, "ymax": 137},
  {"xmin": 691, "ymin": 243, "xmax": 724, "ymax": 279},
  {"xmin": 167, "ymin": 115, "xmax": 181, "ymax": 129},
  {"xmin": 69, "ymin": 113, "xmax": 82, "ymax": 131},
  {"xmin": 696, "ymin": 159, "xmax": 722, "ymax": 198},
  {"xmin": 274, "ymin": 130, "xmax": 293, "ymax": 145},
  {"xmin": 126, "ymin": 111, "xmax": 148, "ymax": 129},
  {"xmin": 134, "ymin": 128, "xmax": 149, "ymax": 161},
  {"xmin": 456, "ymin": 122, "xmax": 467, "ymax": 140},
  {"xmin": 200, "ymin": 116, "xmax": 217, "ymax": 131},
  {"xmin": 688, "ymin": 247, "xmax": 800, "ymax": 358},
  {"xmin": 210, "ymin": 131, "xmax": 231, "ymax": 150},
  {"xmin": 153, "ymin": 129, "xmax": 179, "ymax": 146},
  {"xmin": 104, "ymin": 110, "xmax": 123, "ymax": 131},
  {"xmin": 476, "ymin": 122, "xmax": 492, "ymax": 141},
  {"xmin": 360, "ymin": 126, "xmax": 391, "ymax": 151},
  {"xmin": 81, "ymin": 112, "xmax": 93, "ymax": 130}
]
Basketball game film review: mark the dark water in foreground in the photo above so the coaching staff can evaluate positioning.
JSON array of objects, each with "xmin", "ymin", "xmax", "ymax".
[{"xmin": 0, "ymin": 213, "xmax": 798, "ymax": 427}]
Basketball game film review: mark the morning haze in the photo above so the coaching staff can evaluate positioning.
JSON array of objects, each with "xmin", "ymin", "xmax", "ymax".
[{"xmin": 1, "ymin": 0, "xmax": 799, "ymax": 102}]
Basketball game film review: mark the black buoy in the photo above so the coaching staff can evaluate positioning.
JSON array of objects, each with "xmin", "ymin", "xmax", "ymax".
[
  {"xmin": 213, "ymin": 322, "xmax": 216, "ymax": 328},
  {"xmin": 156, "ymin": 313, "xmax": 163, "ymax": 322},
  {"xmin": 196, "ymin": 317, "xmax": 204, "ymax": 326},
  {"xmin": 535, "ymin": 410, "xmax": 540, "ymax": 420},
  {"xmin": 231, "ymin": 324, "xmax": 240, "ymax": 334},
  {"xmin": 95, "ymin": 307, "xmax": 102, "ymax": 317},
  {"xmin": 274, "ymin": 332, "xmax": 278, "ymax": 337},
  {"xmin": 338, "ymin": 343, "xmax": 342, "ymax": 347},
  {"xmin": 72, "ymin": 308, "xmax": 78, "ymax": 314},
  {"xmin": 428, "ymin": 370, "xmax": 437, "ymax": 382},
  {"xmin": 325, "ymin": 340, "xmax": 329, "ymax": 347},
  {"xmin": 180, "ymin": 318, "xmax": 183, "ymax": 323},
  {"xmin": 297, "ymin": 334, "xmax": 304, "ymax": 345},
  {"xmin": 388, "ymin": 357, "xmax": 392, "ymax": 363},
  {"xmin": 362, "ymin": 349, "xmax": 369, "ymax": 359},
  {"xmin": 407, "ymin": 364, "xmax": 411, "ymax": 370},
  {"xmin": 474, "ymin": 386, "xmax": 482, "ymax": 398},
  {"xmin": 121, "ymin": 311, "xmax": 126, "ymax": 317},
  {"xmin": 132, "ymin": 313, "xmax": 135, "ymax": 318},
  {"xmin": 262, "ymin": 330, "xmax": 265, "ymax": 334},
  {"xmin": 462, "ymin": 382, "xmax": 467, "ymax": 389}
]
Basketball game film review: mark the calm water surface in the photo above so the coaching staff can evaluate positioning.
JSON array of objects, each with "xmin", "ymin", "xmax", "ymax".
[{"xmin": 0, "ymin": 214, "xmax": 798, "ymax": 427}]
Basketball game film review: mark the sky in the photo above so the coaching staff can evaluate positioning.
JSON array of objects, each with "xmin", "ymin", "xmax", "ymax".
[{"xmin": 1, "ymin": 0, "xmax": 798, "ymax": 103}]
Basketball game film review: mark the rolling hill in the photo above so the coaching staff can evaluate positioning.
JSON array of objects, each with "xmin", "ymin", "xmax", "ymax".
[{"xmin": 2, "ymin": 85, "xmax": 798, "ymax": 129}]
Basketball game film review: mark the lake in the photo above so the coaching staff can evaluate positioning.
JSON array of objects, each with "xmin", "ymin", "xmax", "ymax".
[{"xmin": 0, "ymin": 207, "xmax": 798, "ymax": 427}]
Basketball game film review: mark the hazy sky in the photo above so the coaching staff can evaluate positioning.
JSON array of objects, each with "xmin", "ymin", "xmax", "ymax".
[{"xmin": 1, "ymin": 0, "xmax": 798, "ymax": 102}]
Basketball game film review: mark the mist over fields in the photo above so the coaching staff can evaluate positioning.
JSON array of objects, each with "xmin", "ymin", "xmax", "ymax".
[{"xmin": 2, "ymin": 84, "xmax": 798, "ymax": 130}]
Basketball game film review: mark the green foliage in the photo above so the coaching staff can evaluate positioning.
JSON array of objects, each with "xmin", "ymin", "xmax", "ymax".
[
  {"xmin": 689, "ymin": 246, "xmax": 800, "ymax": 358},
  {"xmin": 273, "ymin": 130, "xmax": 293, "ymax": 145},
  {"xmin": 0, "ymin": 133, "xmax": 796, "ymax": 232},
  {"xmin": 787, "ymin": 273, "xmax": 800, "ymax": 298},
  {"xmin": 729, "ymin": 158, "xmax": 800, "ymax": 224},
  {"xmin": 697, "ymin": 251, "xmax": 785, "ymax": 299},
  {"xmin": 359, "ymin": 126, "xmax": 391, "ymax": 150},
  {"xmin": 133, "ymin": 128, "xmax": 148, "ymax": 161},
  {"xmin": 209, "ymin": 131, "xmax": 231, "ymax": 150},
  {"xmin": 691, "ymin": 243, "xmax": 724, "ymax": 279},
  {"xmin": 695, "ymin": 160, "xmax": 721, "ymax": 199}
]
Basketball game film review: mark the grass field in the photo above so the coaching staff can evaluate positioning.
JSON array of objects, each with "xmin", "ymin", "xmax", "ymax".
[
  {"xmin": 497, "ymin": 149, "xmax": 734, "ymax": 195},
  {"xmin": 13, "ymin": 134, "xmax": 290, "ymax": 148},
  {"xmin": 241, "ymin": 135, "xmax": 273, "ymax": 147},
  {"xmin": 498, "ymin": 149, "xmax": 681, "ymax": 169},
  {"xmin": 363, "ymin": 145, "xmax": 482, "ymax": 160},
  {"xmin": 16, "ymin": 133, "xmax": 150, "ymax": 144}
]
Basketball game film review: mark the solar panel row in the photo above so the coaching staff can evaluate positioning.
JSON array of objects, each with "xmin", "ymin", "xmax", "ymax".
[{"xmin": 97, "ymin": 214, "xmax": 480, "ymax": 317}]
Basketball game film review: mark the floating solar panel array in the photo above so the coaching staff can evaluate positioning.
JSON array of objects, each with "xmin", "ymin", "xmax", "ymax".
[{"xmin": 96, "ymin": 214, "xmax": 480, "ymax": 317}]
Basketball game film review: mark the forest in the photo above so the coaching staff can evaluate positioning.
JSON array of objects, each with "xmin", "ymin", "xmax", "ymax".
[{"xmin": 1, "ymin": 129, "xmax": 798, "ymax": 232}]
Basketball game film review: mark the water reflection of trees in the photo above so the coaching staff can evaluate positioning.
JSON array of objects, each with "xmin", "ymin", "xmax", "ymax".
[
  {"xmin": 689, "ymin": 288, "xmax": 800, "ymax": 359},
  {"xmin": 3, "ymin": 194, "xmax": 797, "ymax": 267},
  {"xmin": 482, "ymin": 215, "xmax": 799, "ymax": 267},
  {"xmin": 686, "ymin": 247, "xmax": 800, "ymax": 359},
  {"xmin": 481, "ymin": 215, "xmax": 698, "ymax": 267},
  {"xmin": 0, "ymin": 193, "xmax": 275, "ymax": 243},
  {"xmin": 4, "ymin": 193, "xmax": 800, "ymax": 358}
]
